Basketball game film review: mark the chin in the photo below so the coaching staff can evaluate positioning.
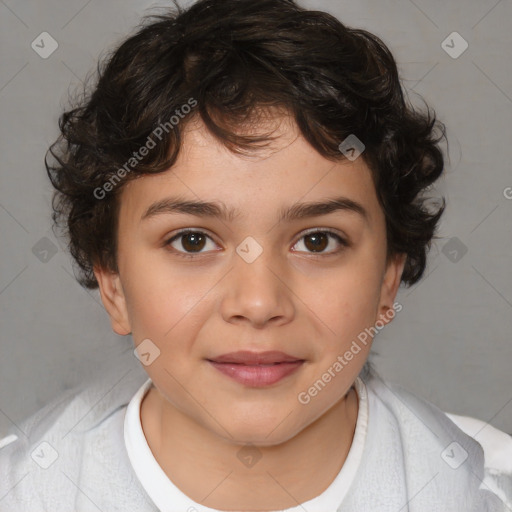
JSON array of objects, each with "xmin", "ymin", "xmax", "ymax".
[{"xmin": 212, "ymin": 411, "xmax": 306, "ymax": 448}]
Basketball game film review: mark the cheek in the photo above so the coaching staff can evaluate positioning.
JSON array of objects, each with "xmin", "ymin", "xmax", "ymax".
[
  {"xmin": 301, "ymin": 252, "xmax": 384, "ymax": 354},
  {"xmin": 120, "ymin": 249, "xmax": 216, "ymax": 342},
  {"xmin": 119, "ymin": 250, "xmax": 176, "ymax": 335}
]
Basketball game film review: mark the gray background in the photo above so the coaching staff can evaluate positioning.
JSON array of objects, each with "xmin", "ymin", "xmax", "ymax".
[{"xmin": 0, "ymin": 0, "xmax": 511, "ymax": 437}]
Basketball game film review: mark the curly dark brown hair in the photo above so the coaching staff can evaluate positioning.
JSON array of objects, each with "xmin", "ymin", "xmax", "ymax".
[{"xmin": 46, "ymin": 0, "xmax": 446, "ymax": 290}]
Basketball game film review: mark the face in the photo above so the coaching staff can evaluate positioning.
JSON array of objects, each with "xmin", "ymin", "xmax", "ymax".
[{"xmin": 95, "ymin": 112, "xmax": 405, "ymax": 446}]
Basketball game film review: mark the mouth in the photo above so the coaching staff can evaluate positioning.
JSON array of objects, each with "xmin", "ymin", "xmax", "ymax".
[
  {"xmin": 206, "ymin": 351, "xmax": 305, "ymax": 387},
  {"xmin": 208, "ymin": 350, "xmax": 303, "ymax": 365}
]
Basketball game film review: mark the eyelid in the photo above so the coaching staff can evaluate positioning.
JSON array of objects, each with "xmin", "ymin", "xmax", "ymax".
[
  {"xmin": 166, "ymin": 227, "xmax": 217, "ymax": 242},
  {"xmin": 294, "ymin": 226, "xmax": 349, "ymax": 244}
]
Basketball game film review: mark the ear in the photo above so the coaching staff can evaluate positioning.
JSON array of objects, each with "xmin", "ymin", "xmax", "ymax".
[
  {"xmin": 94, "ymin": 266, "xmax": 131, "ymax": 335},
  {"xmin": 376, "ymin": 252, "xmax": 407, "ymax": 326}
]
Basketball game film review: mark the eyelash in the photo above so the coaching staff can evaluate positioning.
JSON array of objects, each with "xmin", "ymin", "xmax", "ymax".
[{"xmin": 163, "ymin": 228, "xmax": 349, "ymax": 259}]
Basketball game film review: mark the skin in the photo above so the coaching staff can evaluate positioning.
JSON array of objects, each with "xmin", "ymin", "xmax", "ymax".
[{"xmin": 95, "ymin": 111, "xmax": 406, "ymax": 511}]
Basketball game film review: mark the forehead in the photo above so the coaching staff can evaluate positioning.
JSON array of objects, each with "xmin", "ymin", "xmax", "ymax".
[{"xmin": 118, "ymin": 114, "xmax": 382, "ymax": 228}]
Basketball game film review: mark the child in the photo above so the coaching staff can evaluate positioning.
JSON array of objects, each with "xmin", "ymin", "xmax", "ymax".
[{"xmin": 1, "ymin": 0, "xmax": 511, "ymax": 510}]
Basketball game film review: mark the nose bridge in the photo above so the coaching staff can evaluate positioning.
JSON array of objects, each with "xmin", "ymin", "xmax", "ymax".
[{"xmin": 220, "ymin": 237, "xmax": 294, "ymax": 326}]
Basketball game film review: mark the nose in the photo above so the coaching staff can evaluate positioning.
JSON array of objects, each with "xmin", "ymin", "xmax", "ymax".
[{"xmin": 220, "ymin": 246, "xmax": 295, "ymax": 328}]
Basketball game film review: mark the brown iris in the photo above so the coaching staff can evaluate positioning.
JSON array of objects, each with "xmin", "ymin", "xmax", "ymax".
[
  {"xmin": 303, "ymin": 232, "xmax": 329, "ymax": 253},
  {"xmin": 180, "ymin": 232, "xmax": 207, "ymax": 252}
]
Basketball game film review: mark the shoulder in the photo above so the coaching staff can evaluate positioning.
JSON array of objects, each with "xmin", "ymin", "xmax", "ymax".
[
  {"xmin": 0, "ymin": 362, "xmax": 149, "ymax": 511},
  {"xmin": 444, "ymin": 412, "xmax": 512, "ymax": 474},
  {"xmin": 361, "ymin": 369, "xmax": 512, "ymax": 509},
  {"xmin": 444, "ymin": 412, "xmax": 512, "ymax": 510}
]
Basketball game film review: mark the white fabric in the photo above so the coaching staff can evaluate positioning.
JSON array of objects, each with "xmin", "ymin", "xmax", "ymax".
[
  {"xmin": 445, "ymin": 412, "xmax": 512, "ymax": 474},
  {"xmin": 0, "ymin": 362, "xmax": 511, "ymax": 511},
  {"xmin": 123, "ymin": 376, "xmax": 368, "ymax": 512}
]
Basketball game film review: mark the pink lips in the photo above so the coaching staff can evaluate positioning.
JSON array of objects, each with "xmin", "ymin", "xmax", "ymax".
[{"xmin": 207, "ymin": 350, "xmax": 305, "ymax": 387}]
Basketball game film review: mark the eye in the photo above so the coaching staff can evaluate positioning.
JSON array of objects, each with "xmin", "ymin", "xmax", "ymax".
[
  {"xmin": 164, "ymin": 228, "xmax": 349, "ymax": 259},
  {"xmin": 291, "ymin": 229, "xmax": 348, "ymax": 255},
  {"xmin": 164, "ymin": 229, "xmax": 218, "ymax": 258}
]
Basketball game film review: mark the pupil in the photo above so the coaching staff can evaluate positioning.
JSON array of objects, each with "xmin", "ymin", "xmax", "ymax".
[
  {"xmin": 305, "ymin": 233, "xmax": 327, "ymax": 252},
  {"xmin": 182, "ymin": 233, "xmax": 205, "ymax": 252}
]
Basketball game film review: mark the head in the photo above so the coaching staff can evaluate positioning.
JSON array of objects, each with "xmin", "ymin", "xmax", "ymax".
[{"xmin": 46, "ymin": 0, "xmax": 446, "ymax": 445}]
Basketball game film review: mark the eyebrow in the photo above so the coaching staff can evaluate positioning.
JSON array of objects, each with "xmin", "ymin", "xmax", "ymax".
[{"xmin": 141, "ymin": 195, "xmax": 369, "ymax": 224}]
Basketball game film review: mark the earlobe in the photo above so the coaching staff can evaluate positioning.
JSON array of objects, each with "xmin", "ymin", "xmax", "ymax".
[{"xmin": 94, "ymin": 266, "xmax": 132, "ymax": 335}]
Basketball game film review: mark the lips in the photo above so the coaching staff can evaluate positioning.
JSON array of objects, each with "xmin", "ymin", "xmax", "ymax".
[
  {"xmin": 207, "ymin": 351, "xmax": 305, "ymax": 387},
  {"xmin": 207, "ymin": 350, "xmax": 303, "ymax": 365}
]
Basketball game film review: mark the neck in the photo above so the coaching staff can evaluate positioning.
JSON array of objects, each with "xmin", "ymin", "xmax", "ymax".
[{"xmin": 140, "ymin": 383, "xmax": 359, "ymax": 511}]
